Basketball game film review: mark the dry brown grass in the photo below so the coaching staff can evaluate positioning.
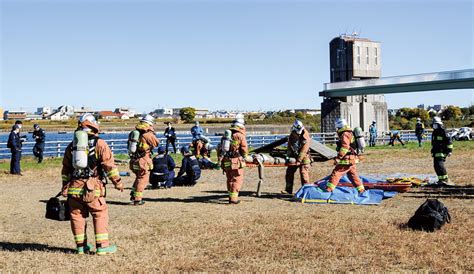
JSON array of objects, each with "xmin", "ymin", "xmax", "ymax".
[{"xmin": 0, "ymin": 144, "xmax": 473, "ymax": 272}]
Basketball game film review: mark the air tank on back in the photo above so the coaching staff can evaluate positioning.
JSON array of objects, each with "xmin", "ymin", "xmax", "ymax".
[{"xmin": 72, "ymin": 130, "xmax": 89, "ymax": 169}]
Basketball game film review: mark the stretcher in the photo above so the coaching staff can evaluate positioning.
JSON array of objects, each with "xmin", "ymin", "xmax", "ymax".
[{"xmin": 314, "ymin": 175, "xmax": 417, "ymax": 193}]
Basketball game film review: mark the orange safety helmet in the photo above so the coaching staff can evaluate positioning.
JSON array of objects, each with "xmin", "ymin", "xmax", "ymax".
[{"xmin": 79, "ymin": 113, "xmax": 99, "ymax": 133}]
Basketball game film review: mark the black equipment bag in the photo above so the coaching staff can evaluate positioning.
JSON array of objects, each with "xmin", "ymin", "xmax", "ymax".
[
  {"xmin": 45, "ymin": 193, "xmax": 71, "ymax": 221},
  {"xmin": 408, "ymin": 199, "xmax": 451, "ymax": 232}
]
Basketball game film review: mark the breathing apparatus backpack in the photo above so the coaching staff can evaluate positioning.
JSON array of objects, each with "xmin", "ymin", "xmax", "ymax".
[
  {"xmin": 220, "ymin": 130, "xmax": 232, "ymax": 156},
  {"xmin": 200, "ymin": 135, "xmax": 210, "ymax": 144},
  {"xmin": 71, "ymin": 130, "xmax": 99, "ymax": 178},
  {"xmin": 127, "ymin": 130, "xmax": 141, "ymax": 157},
  {"xmin": 352, "ymin": 127, "xmax": 366, "ymax": 154}
]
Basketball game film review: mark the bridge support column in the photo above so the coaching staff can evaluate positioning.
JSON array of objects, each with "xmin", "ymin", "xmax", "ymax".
[{"xmin": 321, "ymin": 95, "xmax": 388, "ymax": 133}]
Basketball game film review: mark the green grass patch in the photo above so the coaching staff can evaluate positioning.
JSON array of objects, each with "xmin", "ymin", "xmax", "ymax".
[{"xmin": 0, "ymin": 156, "xmax": 63, "ymax": 171}]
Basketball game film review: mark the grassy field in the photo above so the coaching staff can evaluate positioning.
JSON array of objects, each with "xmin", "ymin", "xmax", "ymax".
[{"xmin": 0, "ymin": 142, "xmax": 473, "ymax": 272}]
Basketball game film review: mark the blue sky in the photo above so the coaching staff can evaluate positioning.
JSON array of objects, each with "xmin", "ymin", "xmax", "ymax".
[{"xmin": 1, "ymin": 0, "xmax": 473, "ymax": 113}]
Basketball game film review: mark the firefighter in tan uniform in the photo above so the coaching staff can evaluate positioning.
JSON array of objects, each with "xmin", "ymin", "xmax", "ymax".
[
  {"xmin": 326, "ymin": 118, "xmax": 365, "ymax": 193},
  {"xmin": 129, "ymin": 115, "xmax": 159, "ymax": 205},
  {"xmin": 61, "ymin": 113, "xmax": 124, "ymax": 255},
  {"xmin": 283, "ymin": 120, "xmax": 312, "ymax": 194},
  {"xmin": 222, "ymin": 117, "xmax": 248, "ymax": 204}
]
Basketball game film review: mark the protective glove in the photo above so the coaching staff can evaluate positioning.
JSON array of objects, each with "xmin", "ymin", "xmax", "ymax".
[
  {"xmin": 61, "ymin": 185, "xmax": 68, "ymax": 197},
  {"xmin": 114, "ymin": 179, "xmax": 124, "ymax": 192},
  {"xmin": 447, "ymin": 153, "xmax": 452, "ymax": 157}
]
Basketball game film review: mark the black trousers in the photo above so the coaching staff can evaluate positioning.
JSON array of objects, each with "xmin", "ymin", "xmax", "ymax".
[
  {"xmin": 433, "ymin": 157, "xmax": 448, "ymax": 180},
  {"xmin": 166, "ymin": 138, "xmax": 177, "ymax": 153},
  {"xmin": 33, "ymin": 143, "xmax": 45, "ymax": 162},
  {"xmin": 10, "ymin": 150, "xmax": 21, "ymax": 174},
  {"xmin": 416, "ymin": 135, "xmax": 423, "ymax": 146},
  {"xmin": 173, "ymin": 175, "xmax": 198, "ymax": 186}
]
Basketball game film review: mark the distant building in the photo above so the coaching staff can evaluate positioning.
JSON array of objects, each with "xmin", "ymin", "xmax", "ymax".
[
  {"xmin": 74, "ymin": 106, "xmax": 94, "ymax": 117},
  {"xmin": 428, "ymin": 105, "xmax": 445, "ymax": 112},
  {"xmin": 329, "ymin": 34, "xmax": 381, "ymax": 82},
  {"xmin": 25, "ymin": 114, "xmax": 43, "ymax": 120},
  {"xmin": 417, "ymin": 104, "xmax": 425, "ymax": 110},
  {"xmin": 388, "ymin": 109, "xmax": 399, "ymax": 116},
  {"xmin": 36, "ymin": 106, "xmax": 52, "ymax": 116},
  {"xmin": 293, "ymin": 109, "xmax": 321, "ymax": 116},
  {"xmin": 214, "ymin": 111, "xmax": 237, "ymax": 119},
  {"xmin": 114, "ymin": 107, "xmax": 136, "ymax": 117},
  {"xmin": 55, "ymin": 105, "xmax": 74, "ymax": 116},
  {"xmin": 195, "ymin": 109, "xmax": 210, "ymax": 118},
  {"xmin": 48, "ymin": 112, "xmax": 70, "ymax": 120},
  {"xmin": 4, "ymin": 110, "xmax": 27, "ymax": 120},
  {"xmin": 151, "ymin": 108, "xmax": 174, "ymax": 118},
  {"xmin": 46, "ymin": 105, "xmax": 74, "ymax": 120},
  {"xmin": 98, "ymin": 111, "xmax": 123, "ymax": 120}
]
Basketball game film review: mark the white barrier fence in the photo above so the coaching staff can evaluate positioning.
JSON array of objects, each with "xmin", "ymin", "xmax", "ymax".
[{"xmin": 0, "ymin": 130, "xmax": 432, "ymax": 159}]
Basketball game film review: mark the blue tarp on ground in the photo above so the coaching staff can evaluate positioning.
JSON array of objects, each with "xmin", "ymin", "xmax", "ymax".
[
  {"xmin": 294, "ymin": 182, "xmax": 398, "ymax": 205},
  {"xmin": 315, "ymin": 174, "xmax": 383, "ymax": 184}
]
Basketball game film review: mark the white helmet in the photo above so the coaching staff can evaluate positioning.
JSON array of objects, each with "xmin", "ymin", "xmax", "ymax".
[
  {"xmin": 141, "ymin": 114, "xmax": 154, "ymax": 125},
  {"xmin": 232, "ymin": 119, "xmax": 245, "ymax": 129},
  {"xmin": 79, "ymin": 113, "xmax": 99, "ymax": 132},
  {"xmin": 432, "ymin": 116, "xmax": 443, "ymax": 125},
  {"xmin": 291, "ymin": 120, "xmax": 304, "ymax": 134},
  {"xmin": 372, "ymin": 120, "xmax": 376, "ymax": 124},
  {"xmin": 335, "ymin": 118, "xmax": 348, "ymax": 129},
  {"xmin": 235, "ymin": 113, "xmax": 245, "ymax": 123},
  {"xmin": 416, "ymin": 117, "xmax": 421, "ymax": 122}
]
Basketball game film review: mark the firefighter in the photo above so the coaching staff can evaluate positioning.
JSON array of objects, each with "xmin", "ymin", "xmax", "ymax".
[
  {"xmin": 32, "ymin": 124, "xmax": 46, "ymax": 163},
  {"xmin": 221, "ymin": 117, "xmax": 248, "ymax": 204},
  {"xmin": 129, "ymin": 115, "xmax": 160, "ymax": 205},
  {"xmin": 164, "ymin": 122, "xmax": 177, "ymax": 153},
  {"xmin": 7, "ymin": 124, "xmax": 22, "ymax": 175},
  {"xmin": 326, "ymin": 118, "xmax": 365, "ymax": 194},
  {"xmin": 61, "ymin": 113, "xmax": 124, "ymax": 255},
  {"xmin": 431, "ymin": 116, "xmax": 454, "ymax": 186},
  {"xmin": 369, "ymin": 121, "xmax": 377, "ymax": 147},
  {"xmin": 282, "ymin": 120, "xmax": 311, "ymax": 195},
  {"xmin": 150, "ymin": 146, "xmax": 175, "ymax": 188},
  {"xmin": 415, "ymin": 118, "xmax": 425, "ymax": 147},
  {"xmin": 387, "ymin": 130, "xmax": 404, "ymax": 146},
  {"xmin": 173, "ymin": 146, "xmax": 201, "ymax": 186}
]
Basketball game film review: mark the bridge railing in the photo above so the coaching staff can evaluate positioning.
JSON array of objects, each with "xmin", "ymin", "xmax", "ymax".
[{"xmin": 0, "ymin": 130, "xmax": 433, "ymax": 159}]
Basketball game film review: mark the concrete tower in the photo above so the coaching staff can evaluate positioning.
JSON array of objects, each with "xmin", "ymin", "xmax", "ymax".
[{"xmin": 321, "ymin": 34, "xmax": 388, "ymax": 133}]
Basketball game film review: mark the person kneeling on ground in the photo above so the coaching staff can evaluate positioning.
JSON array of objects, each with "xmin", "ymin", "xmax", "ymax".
[
  {"xmin": 173, "ymin": 146, "xmax": 201, "ymax": 186},
  {"xmin": 150, "ymin": 146, "xmax": 175, "ymax": 188}
]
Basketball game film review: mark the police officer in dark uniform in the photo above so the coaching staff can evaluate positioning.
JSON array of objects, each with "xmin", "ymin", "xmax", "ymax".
[
  {"xmin": 32, "ymin": 124, "xmax": 46, "ymax": 163},
  {"xmin": 150, "ymin": 146, "xmax": 176, "ymax": 188},
  {"xmin": 173, "ymin": 146, "xmax": 201, "ymax": 186},
  {"xmin": 431, "ymin": 116, "xmax": 454, "ymax": 186},
  {"xmin": 8, "ymin": 124, "xmax": 23, "ymax": 175},
  {"xmin": 164, "ymin": 122, "xmax": 177, "ymax": 153}
]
